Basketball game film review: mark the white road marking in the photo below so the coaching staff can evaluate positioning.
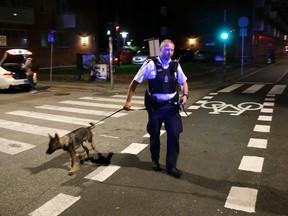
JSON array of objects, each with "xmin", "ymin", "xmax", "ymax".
[
  {"xmin": 187, "ymin": 105, "xmax": 200, "ymax": 110},
  {"xmin": 84, "ymin": 165, "xmax": 121, "ymax": 182},
  {"xmin": 0, "ymin": 137, "xmax": 35, "ymax": 155},
  {"xmin": 263, "ymin": 102, "xmax": 274, "ymax": 107},
  {"xmin": 36, "ymin": 105, "xmax": 127, "ymax": 117},
  {"xmin": 268, "ymin": 84, "xmax": 286, "ymax": 95},
  {"xmin": 143, "ymin": 130, "xmax": 166, "ymax": 138},
  {"xmin": 260, "ymin": 108, "xmax": 273, "ymax": 113},
  {"xmin": 29, "ymin": 193, "xmax": 80, "ymax": 216},
  {"xmin": 238, "ymin": 155, "xmax": 264, "ymax": 172},
  {"xmin": 254, "ymin": 124, "xmax": 270, "ymax": 132},
  {"xmin": 225, "ymin": 186, "xmax": 257, "ymax": 213},
  {"xmin": 60, "ymin": 100, "xmax": 144, "ymax": 110},
  {"xmin": 180, "ymin": 111, "xmax": 192, "ymax": 117},
  {"xmin": 242, "ymin": 84, "xmax": 264, "ymax": 93},
  {"xmin": 264, "ymin": 97, "xmax": 275, "ymax": 101},
  {"xmin": 80, "ymin": 96, "xmax": 144, "ymax": 104},
  {"xmin": 121, "ymin": 143, "xmax": 148, "ymax": 154},
  {"xmin": 248, "ymin": 138, "xmax": 267, "ymax": 149},
  {"xmin": 257, "ymin": 115, "xmax": 272, "ymax": 121},
  {"xmin": 112, "ymin": 94, "xmax": 144, "ymax": 100},
  {"xmin": 195, "ymin": 100, "xmax": 207, "ymax": 104},
  {"xmin": 6, "ymin": 110, "xmax": 98, "ymax": 126},
  {"xmin": 218, "ymin": 84, "xmax": 243, "ymax": 92},
  {"xmin": 209, "ymin": 92, "xmax": 218, "ymax": 95},
  {"xmin": 0, "ymin": 119, "xmax": 69, "ymax": 136},
  {"xmin": 203, "ymin": 96, "xmax": 213, "ymax": 99}
]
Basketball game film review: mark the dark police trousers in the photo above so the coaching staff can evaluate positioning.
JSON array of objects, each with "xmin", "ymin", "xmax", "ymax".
[{"xmin": 146, "ymin": 103, "xmax": 183, "ymax": 169}]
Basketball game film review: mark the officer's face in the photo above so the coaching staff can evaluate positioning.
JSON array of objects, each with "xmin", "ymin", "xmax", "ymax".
[{"xmin": 160, "ymin": 43, "xmax": 174, "ymax": 60}]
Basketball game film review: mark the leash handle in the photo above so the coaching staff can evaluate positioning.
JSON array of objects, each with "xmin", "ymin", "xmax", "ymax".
[{"xmin": 178, "ymin": 99, "xmax": 189, "ymax": 117}]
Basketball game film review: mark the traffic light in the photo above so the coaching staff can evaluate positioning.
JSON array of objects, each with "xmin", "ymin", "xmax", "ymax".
[
  {"xmin": 115, "ymin": 25, "xmax": 120, "ymax": 32},
  {"xmin": 220, "ymin": 29, "xmax": 229, "ymax": 41}
]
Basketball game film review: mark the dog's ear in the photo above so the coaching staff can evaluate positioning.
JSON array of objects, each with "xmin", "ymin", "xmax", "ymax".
[
  {"xmin": 55, "ymin": 133, "xmax": 59, "ymax": 139},
  {"xmin": 48, "ymin": 134, "xmax": 53, "ymax": 139}
]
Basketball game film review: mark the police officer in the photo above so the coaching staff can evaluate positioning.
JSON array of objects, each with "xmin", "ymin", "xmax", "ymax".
[{"xmin": 123, "ymin": 39, "xmax": 189, "ymax": 178}]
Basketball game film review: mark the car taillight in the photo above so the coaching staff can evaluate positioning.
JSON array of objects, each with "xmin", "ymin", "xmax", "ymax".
[
  {"xmin": 32, "ymin": 72, "xmax": 37, "ymax": 77},
  {"xmin": 3, "ymin": 73, "xmax": 13, "ymax": 78}
]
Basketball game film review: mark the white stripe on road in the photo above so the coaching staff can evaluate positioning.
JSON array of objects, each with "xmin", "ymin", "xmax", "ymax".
[
  {"xmin": 268, "ymin": 84, "xmax": 286, "ymax": 95},
  {"xmin": 187, "ymin": 105, "xmax": 201, "ymax": 110},
  {"xmin": 263, "ymin": 102, "xmax": 274, "ymax": 107},
  {"xmin": 257, "ymin": 115, "xmax": 272, "ymax": 121},
  {"xmin": 36, "ymin": 105, "xmax": 127, "ymax": 117},
  {"xmin": 84, "ymin": 165, "xmax": 121, "ymax": 182},
  {"xmin": 80, "ymin": 96, "xmax": 144, "ymax": 105},
  {"xmin": 180, "ymin": 111, "xmax": 192, "ymax": 117},
  {"xmin": 248, "ymin": 138, "xmax": 267, "ymax": 149},
  {"xmin": 260, "ymin": 108, "xmax": 273, "ymax": 113},
  {"xmin": 0, "ymin": 119, "xmax": 69, "ymax": 137},
  {"xmin": 253, "ymin": 124, "xmax": 270, "ymax": 133},
  {"xmin": 264, "ymin": 97, "xmax": 275, "ymax": 101},
  {"xmin": 60, "ymin": 100, "xmax": 144, "ymax": 110},
  {"xmin": 202, "ymin": 96, "xmax": 213, "ymax": 99},
  {"xmin": 238, "ymin": 156, "xmax": 264, "ymax": 172},
  {"xmin": 242, "ymin": 84, "xmax": 264, "ymax": 93},
  {"xmin": 111, "ymin": 94, "xmax": 144, "ymax": 100},
  {"xmin": 29, "ymin": 193, "xmax": 80, "ymax": 216},
  {"xmin": 120, "ymin": 143, "xmax": 148, "ymax": 154},
  {"xmin": 218, "ymin": 84, "xmax": 243, "ymax": 93},
  {"xmin": 143, "ymin": 130, "xmax": 166, "ymax": 138},
  {"xmin": 6, "ymin": 110, "xmax": 100, "ymax": 126},
  {"xmin": 0, "ymin": 137, "xmax": 35, "ymax": 155},
  {"xmin": 225, "ymin": 186, "xmax": 257, "ymax": 213}
]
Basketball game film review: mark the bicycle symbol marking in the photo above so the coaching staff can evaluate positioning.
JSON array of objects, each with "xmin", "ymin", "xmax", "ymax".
[{"xmin": 201, "ymin": 101, "xmax": 263, "ymax": 116}]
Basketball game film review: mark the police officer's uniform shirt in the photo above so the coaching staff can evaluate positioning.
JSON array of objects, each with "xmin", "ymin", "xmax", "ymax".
[{"xmin": 133, "ymin": 56, "xmax": 187, "ymax": 101}]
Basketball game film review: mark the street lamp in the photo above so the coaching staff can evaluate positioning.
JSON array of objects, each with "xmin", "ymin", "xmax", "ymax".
[{"xmin": 120, "ymin": 31, "xmax": 128, "ymax": 48}]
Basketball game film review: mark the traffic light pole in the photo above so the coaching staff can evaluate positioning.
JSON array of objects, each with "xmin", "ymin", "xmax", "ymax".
[{"xmin": 223, "ymin": 42, "xmax": 226, "ymax": 82}]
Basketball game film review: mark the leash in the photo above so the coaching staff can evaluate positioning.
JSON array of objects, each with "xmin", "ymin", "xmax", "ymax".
[
  {"xmin": 178, "ymin": 100, "xmax": 189, "ymax": 117},
  {"xmin": 92, "ymin": 108, "xmax": 124, "ymax": 127}
]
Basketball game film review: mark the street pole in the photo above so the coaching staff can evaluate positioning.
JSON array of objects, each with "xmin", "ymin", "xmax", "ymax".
[
  {"xmin": 223, "ymin": 42, "xmax": 226, "ymax": 82},
  {"xmin": 109, "ymin": 36, "xmax": 114, "ymax": 89},
  {"xmin": 49, "ymin": 42, "xmax": 53, "ymax": 86}
]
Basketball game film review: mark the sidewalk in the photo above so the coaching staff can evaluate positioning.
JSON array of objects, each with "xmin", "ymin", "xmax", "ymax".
[{"xmin": 37, "ymin": 59, "xmax": 272, "ymax": 95}]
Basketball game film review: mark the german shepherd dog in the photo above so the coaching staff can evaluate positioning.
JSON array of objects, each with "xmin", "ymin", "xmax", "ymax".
[{"xmin": 46, "ymin": 122, "xmax": 96, "ymax": 175}]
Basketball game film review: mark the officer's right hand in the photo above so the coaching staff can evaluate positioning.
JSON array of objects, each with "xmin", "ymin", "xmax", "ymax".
[{"xmin": 123, "ymin": 102, "xmax": 131, "ymax": 111}]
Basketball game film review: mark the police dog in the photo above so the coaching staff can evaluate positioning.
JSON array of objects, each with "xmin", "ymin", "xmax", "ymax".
[{"xmin": 46, "ymin": 122, "xmax": 96, "ymax": 175}]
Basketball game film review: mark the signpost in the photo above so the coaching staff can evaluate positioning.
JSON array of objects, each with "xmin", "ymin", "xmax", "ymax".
[
  {"xmin": 238, "ymin": 16, "xmax": 249, "ymax": 76},
  {"xmin": 48, "ymin": 29, "xmax": 56, "ymax": 85}
]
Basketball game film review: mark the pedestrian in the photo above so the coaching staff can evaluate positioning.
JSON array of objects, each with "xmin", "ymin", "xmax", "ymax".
[
  {"xmin": 22, "ymin": 53, "xmax": 37, "ymax": 93},
  {"xmin": 123, "ymin": 39, "xmax": 189, "ymax": 178}
]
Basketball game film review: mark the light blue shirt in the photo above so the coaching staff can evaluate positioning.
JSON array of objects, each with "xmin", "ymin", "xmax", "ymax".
[{"xmin": 133, "ymin": 57, "xmax": 187, "ymax": 101}]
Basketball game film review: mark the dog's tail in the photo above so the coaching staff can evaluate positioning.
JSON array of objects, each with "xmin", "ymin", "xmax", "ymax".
[{"xmin": 87, "ymin": 122, "xmax": 96, "ymax": 130}]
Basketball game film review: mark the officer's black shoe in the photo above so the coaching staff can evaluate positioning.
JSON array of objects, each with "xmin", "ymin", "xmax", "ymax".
[
  {"xmin": 152, "ymin": 161, "xmax": 162, "ymax": 171},
  {"xmin": 166, "ymin": 167, "xmax": 182, "ymax": 178}
]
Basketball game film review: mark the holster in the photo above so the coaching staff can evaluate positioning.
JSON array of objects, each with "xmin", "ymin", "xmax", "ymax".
[{"xmin": 144, "ymin": 89, "xmax": 157, "ymax": 112}]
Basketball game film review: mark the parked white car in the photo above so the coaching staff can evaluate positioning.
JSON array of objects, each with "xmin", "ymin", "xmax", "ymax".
[
  {"xmin": 131, "ymin": 49, "xmax": 150, "ymax": 64},
  {"xmin": 0, "ymin": 49, "xmax": 37, "ymax": 91}
]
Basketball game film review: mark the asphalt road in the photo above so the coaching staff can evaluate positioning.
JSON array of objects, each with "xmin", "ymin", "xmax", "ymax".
[{"xmin": 0, "ymin": 58, "xmax": 288, "ymax": 216}]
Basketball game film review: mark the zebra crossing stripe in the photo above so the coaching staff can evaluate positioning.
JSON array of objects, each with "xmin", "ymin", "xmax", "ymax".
[
  {"xmin": 84, "ymin": 165, "xmax": 121, "ymax": 182},
  {"xmin": 35, "ymin": 105, "xmax": 127, "ymax": 117},
  {"xmin": 0, "ymin": 137, "xmax": 35, "ymax": 155},
  {"xmin": 0, "ymin": 119, "xmax": 69, "ymax": 136},
  {"xmin": 29, "ymin": 193, "xmax": 80, "ymax": 216},
  {"xmin": 268, "ymin": 84, "xmax": 286, "ymax": 95},
  {"xmin": 218, "ymin": 84, "xmax": 243, "ymax": 92},
  {"xmin": 6, "ymin": 110, "xmax": 101, "ymax": 126},
  {"xmin": 60, "ymin": 100, "xmax": 144, "ymax": 110},
  {"xmin": 80, "ymin": 96, "xmax": 144, "ymax": 105},
  {"xmin": 242, "ymin": 84, "xmax": 264, "ymax": 93},
  {"xmin": 111, "ymin": 94, "xmax": 144, "ymax": 100},
  {"xmin": 120, "ymin": 143, "xmax": 148, "ymax": 154}
]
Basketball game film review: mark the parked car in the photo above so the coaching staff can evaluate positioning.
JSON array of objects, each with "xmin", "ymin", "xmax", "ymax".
[
  {"xmin": 132, "ymin": 49, "xmax": 150, "ymax": 64},
  {"xmin": 119, "ymin": 48, "xmax": 137, "ymax": 64},
  {"xmin": 174, "ymin": 49, "xmax": 194, "ymax": 62},
  {"xmin": 193, "ymin": 50, "xmax": 214, "ymax": 62},
  {"xmin": 0, "ymin": 49, "xmax": 37, "ymax": 91}
]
